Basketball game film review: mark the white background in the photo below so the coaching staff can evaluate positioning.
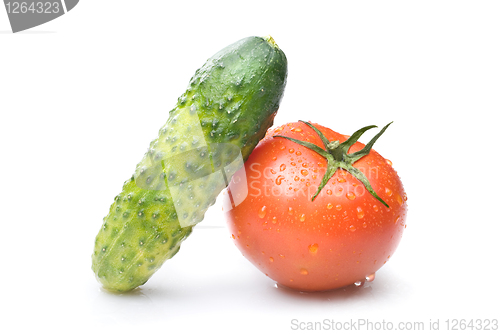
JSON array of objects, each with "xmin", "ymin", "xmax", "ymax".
[{"xmin": 1, "ymin": 1, "xmax": 499, "ymax": 333}]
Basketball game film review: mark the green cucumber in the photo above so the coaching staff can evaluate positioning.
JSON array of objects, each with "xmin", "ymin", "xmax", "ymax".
[{"xmin": 91, "ymin": 36, "xmax": 287, "ymax": 292}]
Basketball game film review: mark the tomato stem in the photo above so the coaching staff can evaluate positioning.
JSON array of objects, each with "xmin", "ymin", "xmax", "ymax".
[{"xmin": 274, "ymin": 121, "xmax": 392, "ymax": 207}]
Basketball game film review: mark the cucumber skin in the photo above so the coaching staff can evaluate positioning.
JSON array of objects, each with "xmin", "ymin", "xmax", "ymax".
[{"xmin": 91, "ymin": 36, "xmax": 287, "ymax": 292}]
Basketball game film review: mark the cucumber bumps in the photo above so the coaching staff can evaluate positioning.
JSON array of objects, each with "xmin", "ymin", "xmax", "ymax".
[{"xmin": 92, "ymin": 36, "xmax": 287, "ymax": 292}]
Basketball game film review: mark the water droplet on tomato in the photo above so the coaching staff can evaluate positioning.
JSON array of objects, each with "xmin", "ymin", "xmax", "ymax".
[
  {"xmin": 356, "ymin": 207, "xmax": 364, "ymax": 219},
  {"xmin": 258, "ymin": 206, "xmax": 267, "ymax": 218},
  {"xmin": 280, "ymin": 164, "xmax": 286, "ymax": 171},
  {"xmin": 362, "ymin": 222, "xmax": 367, "ymax": 228},
  {"xmin": 365, "ymin": 273, "xmax": 376, "ymax": 282},
  {"xmin": 302, "ymin": 162, "xmax": 308, "ymax": 168},
  {"xmin": 327, "ymin": 203, "xmax": 333, "ymax": 210},
  {"xmin": 280, "ymin": 146, "xmax": 285, "ymax": 150},
  {"xmin": 299, "ymin": 214, "xmax": 306, "ymax": 222},
  {"xmin": 349, "ymin": 225, "xmax": 356, "ymax": 232},
  {"xmin": 354, "ymin": 280, "xmax": 364, "ymax": 287},
  {"xmin": 346, "ymin": 192, "xmax": 356, "ymax": 200},
  {"xmin": 373, "ymin": 204, "xmax": 379, "ymax": 212},
  {"xmin": 300, "ymin": 269, "xmax": 309, "ymax": 275},
  {"xmin": 296, "ymin": 151, "xmax": 302, "ymax": 156},
  {"xmin": 326, "ymin": 189, "xmax": 332, "ymax": 195},
  {"xmin": 290, "ymin": 161, "xmax": 296, "ymax": 166},
  {"xmin": 385, "ymin": 159, "xmax": 393, "ymax": 166},
  {"xmin": 301, "ymin": 170, "xmax": 309, "ymax": 176},
  {"xmin": 308, "ymin": 243, "xmax": 318, "ymax": 254},
  {"xmin": 270, "ymin": 168, "xmax": 277, "ymax": 175},
  {"xmin": 396, "ymin": 194, "xmax": 403, "ymax": 206},
  {"xmin": 395, "ymin": 216, "xmax": 401, "ymax": 225},
  {"xmin": 335, "ymin": 204, "xmax": 342, "ymax": 211},
  {"xmin": 288, "ymin": 207, "xmax": 293, "ymax": 215},
  {"xmin": 294, "ymin": 176, "xmax": 300, "ymax": 181},
  {"xmin": 385, "ymin": 187, "xmax": 393, "ymax": 197},
  {"xmin": 276, "ymin": 175, "xmax": 285, "ymax": 185},
  {"xmin": 338, "ymin": 177, "xmax": 346, "ymax": 183},
  {"xmin": 269, "ymin": 257, "xmax": 274, "ymax": 263},
  {"xmin": 272, "ymin": 217, "xmax": 278, "ymax": 224},
  {"xmin": 292, "ymin": 128, "xmax": 303, "ymax": 132},
  {"xmin": 272, "ymin": 156, "xmax": 277, "ymax": 161},
  {"xmin": 289, "ymin": 148, "xmax": 295, "ymax": 154}
]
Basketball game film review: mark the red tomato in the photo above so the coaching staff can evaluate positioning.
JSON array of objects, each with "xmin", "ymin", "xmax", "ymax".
[{"xmin": 225, "ymin": 121, "xmax": 408, "ymax": 291}]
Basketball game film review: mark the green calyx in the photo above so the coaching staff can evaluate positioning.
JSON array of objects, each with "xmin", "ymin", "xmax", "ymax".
[{"xmin": 274, "ymin": 121, "xmax": 392, "ymax": 207}]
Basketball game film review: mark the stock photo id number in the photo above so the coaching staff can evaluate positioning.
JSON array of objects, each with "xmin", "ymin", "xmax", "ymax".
[{"xmin": 3, "ymin": 0, "xmax": 78, "ymax": 32}]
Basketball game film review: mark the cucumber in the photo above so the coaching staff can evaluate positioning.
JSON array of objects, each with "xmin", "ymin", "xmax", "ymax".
[{"xmin": 91, "ymin": 36, "xmax": 288, "ymax": 292}]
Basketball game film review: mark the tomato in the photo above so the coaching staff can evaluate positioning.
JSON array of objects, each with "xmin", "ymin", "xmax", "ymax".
[{"xmin": 225, "ymin": 121, "xmax": 408, "ymax": 291}]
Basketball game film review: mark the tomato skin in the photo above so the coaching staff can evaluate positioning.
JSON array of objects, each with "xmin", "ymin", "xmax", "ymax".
[{"xmin": 225, "ymin": 122, "xmax": 408, "ymax": 291}]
